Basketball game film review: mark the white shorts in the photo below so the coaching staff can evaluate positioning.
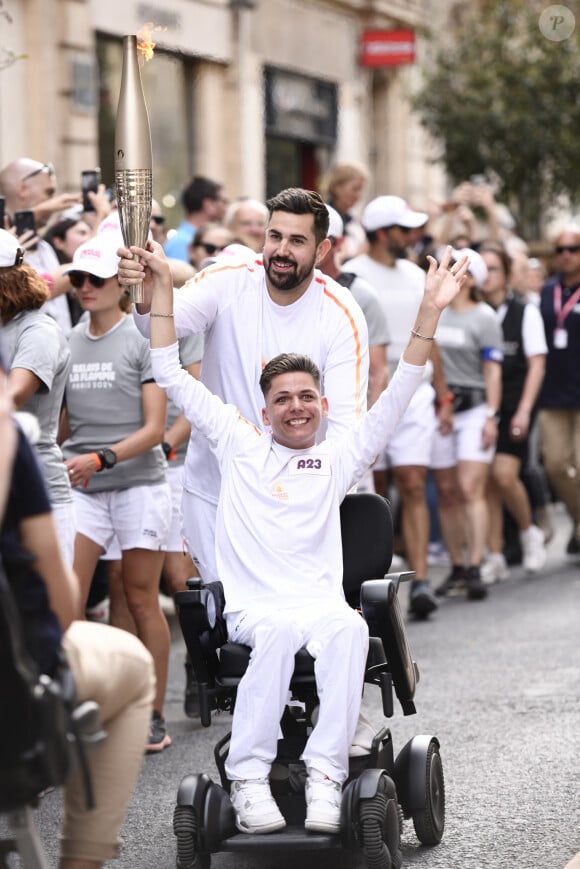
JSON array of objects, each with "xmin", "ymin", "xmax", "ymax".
[
  {"xmin": 181, "ymin": 490, "xmax": 218, "ymax": 582},
  {"xmin": 166, "ymin": 463, "xmax": 187, "ymax": 553},
  {"xmin": 73, "ymin": 483, "xmax": 171, "ymax": 553},
  {"xmin": 374, "ymin": 381, "xmax": 436, "ymax": 471},
  {"xmin": 52, "ymin": 500, "xmax": 77, "ymax": 566},
  {"xmin": 430, "ymin": 404, "xmax": 496, "ymax": 469}
]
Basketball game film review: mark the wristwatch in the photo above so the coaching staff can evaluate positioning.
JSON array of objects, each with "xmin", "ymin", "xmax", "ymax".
[
  {"xmin": 97, "ymin": 448, "xmax": 117, "ymax": 470},
  {"xmin": 485, "ymin": 407, "xmax": 499, "ymax": 420}
]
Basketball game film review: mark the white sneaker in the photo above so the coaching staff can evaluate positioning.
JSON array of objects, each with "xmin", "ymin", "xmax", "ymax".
[
  {"xmin": 305, "ymin": 769, "xmax": 342, "ymax": 833},
  {"xmin": 520, "ymin": 525, "xmax": 547, "ymax": 573},
  {"xmin": 230, "ymin": 778, "xmax": 286, "ymax": 834},
  {"xmin": 481, "ymin": 553, "xmax": 510, "ymax": 584},
  {"xmin": 85, "ymin": 596, "xmax": 110, "ymax": 623}
]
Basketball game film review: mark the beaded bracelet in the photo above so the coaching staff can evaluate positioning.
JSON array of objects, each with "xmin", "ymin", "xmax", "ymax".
[{"xmin": 150, "ymin": 312, "xmax": 174, "ymax": 318}]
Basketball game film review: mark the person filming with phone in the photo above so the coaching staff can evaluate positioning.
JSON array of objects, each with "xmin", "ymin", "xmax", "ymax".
[{"xmin": 0, "ymin": 159, "xmax": 112, "ymax": 334}]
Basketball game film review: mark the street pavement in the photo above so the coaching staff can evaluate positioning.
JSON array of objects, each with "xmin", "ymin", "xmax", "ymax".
[{"xmin": 6, "ymin": 507, "xmax": 580, "ymax": 869}]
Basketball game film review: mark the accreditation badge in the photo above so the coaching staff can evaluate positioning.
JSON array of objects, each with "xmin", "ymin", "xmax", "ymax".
[{"xmin": 553, "ymin": 328, "xmax": 568, "ymax": 349}]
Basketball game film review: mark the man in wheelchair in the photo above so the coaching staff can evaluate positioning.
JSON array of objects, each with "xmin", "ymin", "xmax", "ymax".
[{"xmin": 135, "ymin": 240, "xmax": 467, "ymax": 837}]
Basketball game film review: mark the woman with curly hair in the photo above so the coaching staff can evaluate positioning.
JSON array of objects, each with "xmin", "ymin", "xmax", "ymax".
[{"xmin": 0, "ymin": 228, "xmax": 75, "ymax": 561}]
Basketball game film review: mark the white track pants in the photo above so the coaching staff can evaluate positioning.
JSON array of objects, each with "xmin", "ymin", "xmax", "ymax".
[{"xmin": 224, "ymin": 598, "xmax": 369, "ymax": 784}]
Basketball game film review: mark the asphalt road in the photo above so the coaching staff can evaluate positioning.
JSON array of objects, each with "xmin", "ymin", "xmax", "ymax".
[{"xmin": 4, "ymin": 508, "xmax": 580, "ymax": 869}]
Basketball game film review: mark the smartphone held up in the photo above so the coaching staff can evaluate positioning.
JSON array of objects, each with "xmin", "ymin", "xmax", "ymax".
[
  {"xmin": 14, "ymin": 209, "xmax": 37, "ymax": 250},
  {"xmin": 81, "ymin": 168, "xmax": 102, "ymax": 212}
]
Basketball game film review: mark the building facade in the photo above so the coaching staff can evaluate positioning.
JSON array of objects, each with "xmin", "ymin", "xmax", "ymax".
[{"xmin": 0, "ymin": 0, "xmax": 447, "ymax": 226}]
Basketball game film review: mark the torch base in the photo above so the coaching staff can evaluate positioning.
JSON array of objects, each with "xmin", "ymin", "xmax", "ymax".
[{"xmin": 131, "ymin": 283, "xmax": 146, "ymax": 305}]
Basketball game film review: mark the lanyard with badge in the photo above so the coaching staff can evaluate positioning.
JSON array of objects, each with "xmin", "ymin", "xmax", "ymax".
[{"xmin": 553, "ymin": 283, "xmax": 580, "ymax": 349}]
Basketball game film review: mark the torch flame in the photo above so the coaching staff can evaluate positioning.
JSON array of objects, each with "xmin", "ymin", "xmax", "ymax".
[{"xmin": 137, "ymin": 23, "xmax": 158, "ymax": 63}]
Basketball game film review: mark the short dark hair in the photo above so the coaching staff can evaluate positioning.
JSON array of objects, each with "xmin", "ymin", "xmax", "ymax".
[
  {"xmin": 266, "ymin": 188, "xmax": 329, "ymax": 245},
  {"xmin": 259, "ymin": 352, "xmax": 321, "ymax": 397},
  {"xmin": 182, "ymin": 176, "xmax": 223, "ymax": 214}
]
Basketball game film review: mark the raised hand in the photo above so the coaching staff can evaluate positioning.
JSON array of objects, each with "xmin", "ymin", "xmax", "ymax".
[
  {"xmin": 424, "ymin": 246, "xmax": 469, "ymax": 311},
  {"xmin": 117, "ymin": 240, "xmax": 172, "ymax": 310}
]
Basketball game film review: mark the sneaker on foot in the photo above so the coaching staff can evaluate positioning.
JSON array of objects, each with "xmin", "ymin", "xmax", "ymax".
[
  {"xmin": 85, "ymin": 596, "xmax": 110, "ymax": 624},
  {"xmin": 466, "ymin": 566, "xmax": 488, "ymax": 601},
  {"xmin": 305, "ymin": 769, "xmax": 342, "ymax": 833},
  {"xmin": 481, "ymin": 552, "xmax": 510, "ymax": 585},
  {"xmin": 520, "ymin": 525, "xmax": 547, "ymax": 573},
  {"xmin": 146, "ymin": 710, "xmax": 172, "ymax": 753},
  {"xmin": 408, "ymin": 580, "xmax": 439, "ymax": 619},
  {"xmin": 230, "ymin": 779, "xmax": 286, "ymax": 834},
  {"xmin": 435, "ymin": 566, "xmax": 467, "ymax": 597}
]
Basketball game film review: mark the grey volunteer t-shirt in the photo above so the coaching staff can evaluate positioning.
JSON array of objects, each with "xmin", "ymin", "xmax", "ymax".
[
  {"xmin": 4, "ymin": 309, "xmax": 72, "ymax": 504},
  {"xmin": 165, "ymin": 333, "xmax": 204, "ymax": 465},
  {"xmin": 435, "ymin": 302, "xmax": 503, "ymax": 389},
  {"xmin": 62, "ymin": 316, "xmax": 166, "ymax": 493}
]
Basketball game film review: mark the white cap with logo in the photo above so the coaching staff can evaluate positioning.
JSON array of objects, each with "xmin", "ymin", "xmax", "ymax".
[{"xmin": 62, "ymin": 233, "xmax": 120, "ymax": 279}]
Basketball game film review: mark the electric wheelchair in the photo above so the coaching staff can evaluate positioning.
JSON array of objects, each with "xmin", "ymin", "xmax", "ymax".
[{"xmin": 172, "ymin": 492, "xmax": 445, "ymax": 869}]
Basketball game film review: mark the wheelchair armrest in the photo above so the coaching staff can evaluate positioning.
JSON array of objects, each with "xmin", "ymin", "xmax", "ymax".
[{"xmin": 360, "ymin": 578, "xmax": 418, "ymax": 716}]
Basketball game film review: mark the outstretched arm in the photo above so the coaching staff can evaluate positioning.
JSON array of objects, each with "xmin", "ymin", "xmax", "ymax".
[{"xmin": 402, "ymin": 246, "xmax": 468, "ymax": 366}]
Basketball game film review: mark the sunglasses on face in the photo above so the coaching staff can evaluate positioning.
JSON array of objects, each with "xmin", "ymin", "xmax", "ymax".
[
  {"xmin": 151, "ymin": 215, "xmax": 165, "ymax": 225},
  {"xmin": 21, "ymin": 162, "xmax": 55, "ymax": 183},
  {"xmin": 196, "ymin": 242, "xmax": 225, "ymax": 256},
  {"xmin": 555, "ymin": 245, "xmax": 580, "ymax": 254},
  {"xmin": 68, "ymin": 271, "xmax": 107, "ymax": 289}
]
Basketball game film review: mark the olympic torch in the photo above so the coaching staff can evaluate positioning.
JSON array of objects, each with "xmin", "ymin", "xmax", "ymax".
[{"xmin": 114, "ymin": 34, "xmax": 153, "ymax": 305}]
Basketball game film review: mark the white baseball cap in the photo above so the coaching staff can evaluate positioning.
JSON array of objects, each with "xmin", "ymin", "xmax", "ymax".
[
  {"xmin": 326, "ymin": 205, "xmax": 344, "ymax": 239},
  {"xmin": 0, "ymin": 229, "xmax": 25, "ymax": 268},
  {"xmin": 362, "ymin": 195, "xmax": 428, "ymax": 232},
  {"xmin": 62, "ymin": 233, "xmax": 120, "ymax": 279},
  {"xmin": 451, "ymin": 247, "xmax": 488, "ymax": 287}
]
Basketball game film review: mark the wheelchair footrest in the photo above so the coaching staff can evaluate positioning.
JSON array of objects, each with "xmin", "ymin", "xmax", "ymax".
[{"xmin": 219, "ymin": 826, "xmax": 344, "ymax": 852}]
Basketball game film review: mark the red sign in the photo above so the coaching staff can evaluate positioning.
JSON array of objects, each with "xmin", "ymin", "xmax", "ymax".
[{"xmin": 361, "ymin": 29, "xmax": 416, "ymax": 68}]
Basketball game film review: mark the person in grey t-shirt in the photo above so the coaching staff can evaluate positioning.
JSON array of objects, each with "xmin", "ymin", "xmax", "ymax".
[
  {"xmin": 60, "ymin": 232, "xmax": 172, "ymax": 753},
  {"xmin": 0, "ymin": 231, "xmax": 75, "ymax": 562},
  {"xmin": 431, "ymin": 247, "xmax": 503, "ymax": 601}
]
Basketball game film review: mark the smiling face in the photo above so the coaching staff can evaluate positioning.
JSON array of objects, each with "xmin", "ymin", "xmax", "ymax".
[
  {"xmin": 263, "ymin": 211, "xmax": 330, "ymax": 304},
  {"xmin": 262, "ymin": 370, "xmax": 328, "ymax": 450}
]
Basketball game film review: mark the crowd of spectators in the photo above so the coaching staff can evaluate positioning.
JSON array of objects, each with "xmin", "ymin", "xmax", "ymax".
[{"xmin": 1, "ymin": 154, "xmax": 579, "ymax": 864}]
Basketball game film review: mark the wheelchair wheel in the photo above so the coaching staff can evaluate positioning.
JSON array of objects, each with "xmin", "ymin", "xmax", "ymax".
[
  {"xmin": 358, "ymin": 773, "xmax": 402, "ymax": 869},
  {"xmin": 173, "ymin": 804, "xmax": 211, "ymax": 869},
  {"xmin": 411, "ymin": 740, "xmax": 445, "ymax": 846}
]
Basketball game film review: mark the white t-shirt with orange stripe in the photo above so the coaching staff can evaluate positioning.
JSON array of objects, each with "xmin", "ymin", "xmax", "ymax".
[{"xmin": 136, "ymin": 254, "xmax": 369, "ymax": 504}]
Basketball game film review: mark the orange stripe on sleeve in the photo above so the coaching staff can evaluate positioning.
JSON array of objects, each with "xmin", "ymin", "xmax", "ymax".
[{"xmin": 321, "ymin": 280, "xmax": 364, "ymax": 418}]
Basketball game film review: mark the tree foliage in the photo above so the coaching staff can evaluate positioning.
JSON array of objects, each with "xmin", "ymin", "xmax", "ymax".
[{"xmin": 412, "ymin": 0, "xmax": 580, "ymax": 239}]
